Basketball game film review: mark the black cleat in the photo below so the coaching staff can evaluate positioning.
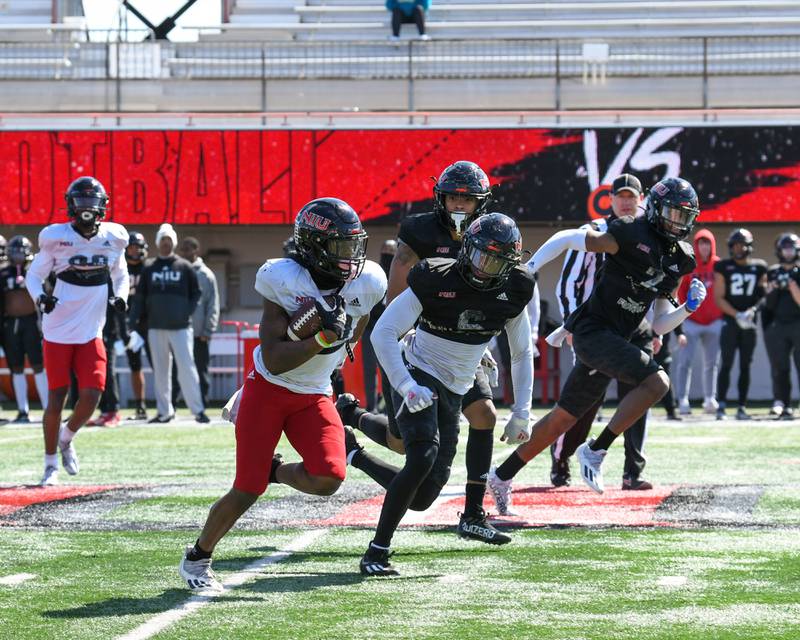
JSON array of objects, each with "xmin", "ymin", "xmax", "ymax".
[
  {"xmin": 665, "ymin": 410, "xmax": 683, "ymax": 421},
  {"xmin": 736, "ymin": 406, "xmax": 751, "ymax": 421},
  {"xmin": 622, "ymin": 477, "xmax": 653, "ymax": 491},
  {"xmin": 269, "ymin": 453, "xmax": 283, "ymax": 484},
  {"xmin": 131, "ymin": 407, "xmax": 148, "ymax": 421},
  {"xmin": 360, "ymin": 544, "xmax": 399, "ymax": 577},
  {"xmin": 148, "ymin": 414, "xmax": 174, "ymax": 424},
  {"xmin": 780, "ymin": 408, "xmax": 795, "ymax": 421},
  {"xmin": 457, "ymin": 508, "xmax": 511, "ymax": 545},
  {"xmin": 195, "ymin": 412, "xmax": 211, "ymax": 424},
  {"xmin": 335, "ymin": 393, "xmax": 360, "ymax": 427},
  {"xmin": 343, "ymin": 425, "xmax": 363, "ymax": 462},
  {"xmin": 549, "ymin": 444, "xmax": 571, "ymax": 487},
  {"xmin": 716, "ymin": 408, "xmax": 727, "ymax": 421},
  {"xmin": 12, "ymin": 412, "xmax": 30, "ymax": 424}
]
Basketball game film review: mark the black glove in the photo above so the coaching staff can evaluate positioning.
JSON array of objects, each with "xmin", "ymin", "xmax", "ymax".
[
  {"xmin": 38, "ymin": 294, "xmax": 58, "ymax": 314},
  {"xmin": 109, "ymin": 296, "xmax": 127, "ymax": 313},
  {"xmin": 315, "ymin": 295, "xmax": 347, "ymax": 341}
]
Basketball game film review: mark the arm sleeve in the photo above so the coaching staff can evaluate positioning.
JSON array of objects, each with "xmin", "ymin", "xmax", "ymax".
[
  {"xmin": 203, "ymin": 271, "xmax": 220, "ymax": 336},
  {"xmin": 505, "ymin": 308, "xmax": 533, "ymax": 418},
  {"xmin": 527, "ymin": 282, "xmax": 540, "ymax": 343},
  {"xmin": 527, "ymin": 228, "xmax": 588, "ymax": 274},
  {"xmin": 25, "ymin": 236, "xmax": 56, "ymax": 302},
  {"xmin": 371, "ymin": 288, "xmax": 423, "ymax": 396},
  {"xmin": 652, "ymin": 296, "xmax": 691, "ymax": 336},
  {"xmin": 110, "ymin": 250, "xmax": 130, "ymax": 301}
]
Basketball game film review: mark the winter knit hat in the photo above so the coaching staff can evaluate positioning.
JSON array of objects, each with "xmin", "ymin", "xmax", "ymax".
[{"xmin": 155, "ymin": 223, "xmax": 178, "ymax": 247}]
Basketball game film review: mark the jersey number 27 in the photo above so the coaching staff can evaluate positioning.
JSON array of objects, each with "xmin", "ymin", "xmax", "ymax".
[{"xmin": 730, "ymin": 272, "xmax": 756, "ymax": 297}]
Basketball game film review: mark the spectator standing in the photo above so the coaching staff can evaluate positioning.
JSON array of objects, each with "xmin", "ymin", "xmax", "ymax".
[
  {"xmin": 386, "ymin": 0, "xmax": 430, "ymax": 40},
  {"xmin": 675, "ymin": 229, "xmax": 723, "ymax": 415},
  {"xmin": 129, "ymin": 224, "xmax": 209, "ymax": 424},
  {"xmin": 124, "ymin": 232, "xmax": 150, "ymax": 420},
  {"xmin": 172, "ymin": 237, "xmax": 220, "ymax": 409}
]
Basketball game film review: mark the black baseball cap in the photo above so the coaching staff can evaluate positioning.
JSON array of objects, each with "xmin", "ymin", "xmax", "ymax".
[{"xmin": 612, "ymin": 173, "xmax": 642, "ymax": 196}]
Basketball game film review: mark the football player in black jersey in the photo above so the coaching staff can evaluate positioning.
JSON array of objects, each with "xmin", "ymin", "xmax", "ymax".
[
  {"xmin": 124, "ymin": 232, "xmax": 149, "ymax": 420},
  {"xmin": 713, "ymin": 229, "xmax": 767, "ymax": 420},
  {"xmin": 763, "ymin": 233, "xmax": 800, "ymax": 420},
  {"xmin": 357, "ymin": 213, "xmax": 535, "ymax": 576},
  {"xmin": 488, "ymin": 177, "xmax": 705, "ymax": 506},
  {"xmin": 337, "ymin": 161, "xmax": 520, "ymax": 544},
  {"xmin": 0, "ymin": 236, "xmax": 49, "ymax": 422}
]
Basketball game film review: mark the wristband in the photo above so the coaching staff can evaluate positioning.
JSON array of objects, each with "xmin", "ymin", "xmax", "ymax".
[{"xmin": 315, "ymin": 331, "xmax": 334, "ymax": 348}]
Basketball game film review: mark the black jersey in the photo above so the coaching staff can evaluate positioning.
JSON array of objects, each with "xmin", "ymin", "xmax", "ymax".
[
  {"xmin": 766, "ymin": 264, "xmax": 800, "ymax": 323},
  {"xmin": 398, "ymin": 212, "xmax": 460, "ymax": 260},
  {"xmin": 565, "ymin": 215, "xmax": 695, "ymax": 339},
  {"xmin": 127, "ymin": 261, "xmax": 144, "ymax": 297},
  {"xmin": 0, "ymin": 263, "xmax": 29, "ymax": 294},
  {"xmin": 714, "ymin": 258, "xmax": 767, "ymax": 312},
  {"xmin": 407, "ymin": 258, "xmax": 534, "ymax": 346}
]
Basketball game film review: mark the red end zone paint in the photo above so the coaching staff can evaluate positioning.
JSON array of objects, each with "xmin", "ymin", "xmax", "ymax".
[
  {"xmin": 313, "ymin": 484, "xmax": 678, "ymax": 528},
  {"xmin": 0, "ymin": 485, "xmax": 118, "ymax": 517}
]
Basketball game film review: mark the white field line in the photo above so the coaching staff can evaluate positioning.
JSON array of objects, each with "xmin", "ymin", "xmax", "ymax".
[
  {"xmin": 0, "ymin": 573, "xmax": 35, "ymax": 585},
  {"xmin": 115, "ymin": 529, "xmax": 326, "ymax": 640}
]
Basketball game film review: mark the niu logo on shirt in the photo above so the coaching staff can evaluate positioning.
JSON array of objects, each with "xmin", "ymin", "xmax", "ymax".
[
  {"xmin": 436, "ymin": 247, "xmax": 451, "ymax": 254},
  {"xmin": 59, "ymin": 241, "xmax": 73, "ymax": 247},
  {"xmin": 295, "ymin": 295, "xmax": 314, "ymax": 304},
  {"xmin": 152, "ymin": 270, "xmax": 181, "ymax": 283},
  {"xmin": 438, "ymin": 291, "xmax": 456, "ymax": 298}
]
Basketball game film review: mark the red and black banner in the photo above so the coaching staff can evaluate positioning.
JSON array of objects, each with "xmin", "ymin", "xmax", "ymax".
[{"xmin": 1, "ymin": 126, "xmax": 799, "ymax": 225}]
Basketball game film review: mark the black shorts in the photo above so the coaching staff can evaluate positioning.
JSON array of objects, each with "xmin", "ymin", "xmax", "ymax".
[
  {"xmin": 3, "ymin": 314, "xmax": 43, "ymax": 369},
  {"xmin": 125, "ymin": 338, "xmax": 151, "ymax": 372},
  {"xmin": 390, "ymin": 362, "xmax": 462, "ymax": 490},
  {"xmin": 462, "ymin": 365, "xmax": 494, "ymax": 409},
  {"xmin": 558, "ymin": 324, "xmax": 661, "ymax": 419}
]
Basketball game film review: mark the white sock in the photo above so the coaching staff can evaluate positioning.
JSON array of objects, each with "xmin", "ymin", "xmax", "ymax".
[
  {"xmin": 34, "ymin": 372, "xmax": 49, "ymax": 411},
  {"xmin": 12, "ymin": 373, "xmax": 29, "ymax": 414},
  {"xmin": 346, "ymin": 449, "xmax": 359, "ymax": 466},
  {"xmin": 59, "ymin": 426, "xmax": 76, "ymax": 446},
  {"xmin": 44, "ymin": 453, "xmax": 58, "ymax": 469}
]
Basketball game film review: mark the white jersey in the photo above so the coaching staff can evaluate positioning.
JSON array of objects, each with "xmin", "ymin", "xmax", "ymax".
[
  {"xmin": 252, "ymin": 258, "xmax": 387, "ymax": 395},
  {"xmin": 26, "ymin": 222, "xmax": 129, "ymax": 344}
]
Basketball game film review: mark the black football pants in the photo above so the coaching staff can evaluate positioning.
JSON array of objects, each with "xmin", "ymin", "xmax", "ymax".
[{"xmin": 716, "ymin": 318, "xmax": 756, "ymax": 407}]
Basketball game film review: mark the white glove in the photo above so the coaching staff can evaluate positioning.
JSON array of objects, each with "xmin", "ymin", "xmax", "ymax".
[
  {"xmin": 480, "ymin": 348, "xmax": 499, "ymax": 387},
  {"xmin": 113, "ymin": 339, "xmax": 127, "ymax": 357},
  {"xmin": 501, "ymin": 412, "xmax": 531, "ymax": 443},
  {"xmin": 221, "ymin": 386, "xmax": 243, "ymax": 423},
  {"xmin": 735, "ymin": 308, "xmax": 757, "ymax": 330},
  {"xmin": 397, "ymin": 380, "xmax": 436, "ymax": 416},
  {"xmin": 126, "ymin": 330, "xmax": 145, "ymax": 353},
  {"xmin": 685, "ymin": 278, "xmax": 707, "ymax": 313},
  {"xmin": 546, "ymin": 325, "xmax": 570, "ymax": 348}
]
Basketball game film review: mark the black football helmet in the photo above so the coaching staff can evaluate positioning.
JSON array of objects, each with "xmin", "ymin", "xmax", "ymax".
[
  {"xmin": 457, "ymin": 212, "xmax": 523, "ymax": 290},
  {"xmin": 775, "ymin": 232, "xmax": 800, "ymax": 264},
  {"xmin": 0, "ymin": 235, "xmax": 6, "ymax": 262},
  {"xmin": 8, "ymin": 236, "xmax": 33, "ymax": 266},
  {"xmin": 65, "ymin": 176, "xmax": 108, "ymax": 233},
  {"xmin": 728, "ymin": 228, "xmax": 753, "ymax": 259},
  {"xmin": 433, "ymin": 161, "xmax": 492, "ymax": 236},
  {"xmin": 294, "ymin": 198, "xmax": 368, "ymax": 283},
  {"xmin": 644, "ymin": 177, "xmax": 700, "ymax": 242},
  {"xmin": 127, "ymin": 231, "xmax": 148, "ymax": 262}
]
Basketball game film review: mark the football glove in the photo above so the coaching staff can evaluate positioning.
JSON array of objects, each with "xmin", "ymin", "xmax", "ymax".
[
  {"xmin": 735, "ymin": 308, "xmax": 757, "ymax": 330},
  {"xmin": 501, "ymin": 412, "xmax": 531, "ymax": 443},
  {"xmin": 126, "ymin": 330, "xmax": 145, "ymax": 354},
  {"xmin": 109, "ymin": 296, "xmax": 127, "ymax": 314},
  {"xmin": 397, "ymin": 380, "xmax": 436, "ymax": 416},
  {"xmin": 113, "ymin": 339, "xmax": 127, "ymax": 357},
  {"xmin": 480, "ymin": 348, "xmax": 499, "ymax": 387},
  {"xmin": 37, "ymin": 294, "xmax": 58, "ymax": 314},
  {"xmin": 685, "ymin": 278, "xmax": 707, "ymax": 313},
  {"xmin": 316, "ymin": 295, "xmax": 347, "ymax": 341}
]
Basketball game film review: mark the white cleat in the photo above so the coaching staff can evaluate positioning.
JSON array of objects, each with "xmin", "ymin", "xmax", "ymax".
[
  {"xmin": 702, "ymin": 397, "xmax": 719, "ymax": 414},
  {"xmin": 487, "ymin": 467, "xmax": 516, "ymax": 516},
  {"xmin": 60, "ymin": 441, "xmax": 79, "ymax": 476},
  {"xmin": 576, "ymin": 438, "xmax": 607, "ymax": 494},
  {"xmin": 179, "ymin": 546, "xmax": 224, "ymax": 593},
  {"xmin": 39, "ymin": 466, "xmax": 59, "ymax": 486}
]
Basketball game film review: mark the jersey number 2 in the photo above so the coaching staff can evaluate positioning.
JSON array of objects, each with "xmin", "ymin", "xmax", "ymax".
[{"xmin": 730, "ymin": 273, "xmax": 756, "ymax": 297}]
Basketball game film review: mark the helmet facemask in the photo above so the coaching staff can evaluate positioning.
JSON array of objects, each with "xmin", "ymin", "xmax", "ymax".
[{"xmin": 652, "ymin": 202, "xmax": 699, "ymax": 241}]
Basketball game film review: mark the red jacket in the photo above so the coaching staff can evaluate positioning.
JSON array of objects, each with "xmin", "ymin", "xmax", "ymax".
[{"xmin": 678, "ymin": 228, "xmax": 723, "ymax": 325}]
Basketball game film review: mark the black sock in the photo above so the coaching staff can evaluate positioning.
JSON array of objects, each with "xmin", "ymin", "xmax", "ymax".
[
  {"xmin": 464, "ymin": 428, "xmax": 493, "ymax": 513},
  {"xmin": 269, "ymin": 457, "xmax": 282, "ymax": 485},
  {"xmin": 186, "ymin": 539, "xmax": 211, "ymax": 561},
  {"xmin": 352, "ymin": 450, "xmax": 400, "ymax": 489},
  {"xmin": 356, "ymin": 412, "xmax": 389, "ymax": 449},
  {"xmin": 590, "ymin": 427, "xmax": 619, "ymax": 451},
  {"xmin": 495, "ymin": 450, "xmax": 527, "ymax": 482}
]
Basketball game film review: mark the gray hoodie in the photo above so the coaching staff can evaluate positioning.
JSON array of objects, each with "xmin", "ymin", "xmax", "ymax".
[{"xmin": 190, "ymin": 257, "xmax": 220, "ymax": 338}]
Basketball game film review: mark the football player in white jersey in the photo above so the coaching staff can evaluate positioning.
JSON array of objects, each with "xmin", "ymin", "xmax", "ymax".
[
  {"xmin": 26, "ymin": 177, "xmax": 130, "ymax": 486},
  {"xmin": 179, "ymin": 198, "xmax": 387, "ymax": 593}
]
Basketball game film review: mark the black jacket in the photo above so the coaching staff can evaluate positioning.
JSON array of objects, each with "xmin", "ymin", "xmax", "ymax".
[{"xmin": 130, "ymin": 255, "xmax": 200, "ymax": 331}]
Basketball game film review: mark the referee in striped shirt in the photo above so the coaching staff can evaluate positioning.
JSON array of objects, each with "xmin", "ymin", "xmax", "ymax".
[{"xmin": 550, "ymin": 173, "xmax": 644, "ymax": 486}]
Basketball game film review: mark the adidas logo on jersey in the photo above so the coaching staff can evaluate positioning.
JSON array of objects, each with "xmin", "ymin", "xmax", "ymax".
[
  {"xmin": 668, "ymin": 264, "xmax": 680, "ymax": 272},
  {"xmin": 349, "ymin": 297, "xmax": 361, "ymax": 306},
  {"xmin": 496, "ymin": 292, "xmax": 509, "ymax": 301},
  {"xmin": 103, "ymin": 240, "xmax": 112, "ymax": 247}
]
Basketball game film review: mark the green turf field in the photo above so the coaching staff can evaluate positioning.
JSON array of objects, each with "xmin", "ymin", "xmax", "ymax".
[{"xmin": 2, "ymin": 406, "xmax": 800, "ymax": 640}]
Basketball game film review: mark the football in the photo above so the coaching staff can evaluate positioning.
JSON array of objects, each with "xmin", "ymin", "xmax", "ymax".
[{"xmin": 287, "ymin": 299, "xmax": 322, "ymax": 341}]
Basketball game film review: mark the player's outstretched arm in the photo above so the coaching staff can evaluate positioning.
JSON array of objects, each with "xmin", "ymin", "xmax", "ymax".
[
  {"xmin": 371, "ymin": 288, "xmax": 422, "ymax": 396},
  {"xmin": 259, "ymin": 299, "xmax": 327, "ymax": 374},
  {"xmin": 386, "ymin": 241, "xmax": 419, "ymax": 303},
  {"xmin": 502, "ymin": 309, "xmax": 534, "ymax": 443},
  {"xmin": 652, "ymin": 279, "xmax": 707, "ymax": 335},
  {"xmin": 527, "ymin": 228, "xmax": 618, "ymax": 273}
]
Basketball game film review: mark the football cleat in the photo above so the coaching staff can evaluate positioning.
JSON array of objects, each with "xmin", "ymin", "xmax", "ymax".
[
  {"xmin": 12, "ymin": 412, "xmax": 30, "ymax": 424},
  {"xmin": 269, "ymin": 453, "xmax": 284, "ymax": 485},
  {"xmin": 665, "ymin": 410, "xmax": 683, "ymax": 421},
  {"xmin": 550, "ymin": 445, "xmax": 571, "ymax": 487},
  {"xmin": 703, "ymin": 397, "xmax": 719, "ymax": 414},
  {"xmin": 457, "ymin": 508, "xmax": 511, "ymax": 545},
  {"xmin": 59, "ymin": 440, "xmax": 79, "ymax": 476},
  {"xmin": 335, "ymin": 393, "xmax": 360, "ymax": 427},
  {"xmin": 148, "ymin": 414, "xmax": 175, "ymax": 424},
  {"xmin": 179, "ymin": 545, "xmax": 224, "ymax": 593},
  {"xmin": 716, "ymin": 408, "xmax": 727, "ymax": 421},
  {"xmin": 196, "ymin": 412, "xmax": 211, "ymax": 424},
  {"xmin": 487, "ymin": 467, "xmax": 515, "ymax": 516},
  {"xmin": 343, "ymin": 425, "xmax": 363, "ymax": 463},
  {"xmin": 736, "ymin": 407, "xmax": 751, "ymax": 421},
  {"xmin": 87, "ymin": 413, "xmax": 106, "ymax": 426},
  {"xmin": 359, "ymin": 544, "xmax": 398, "ymax": 577},
  {"xmin": 576, "ymin": 438, "xmax": 606, "ymax": 494},
  {"xmin": 131, "ymin": 407, "xmax": 148, "ymax": 421},
  {"xmin": 39, "ymin": 465, "xmax": 58, "ymax": 486},
  {"xmin": 770, "ymin": 401, "xmax": 785, "ymax": 416},
  {"xmin": 622, "ymin": 477, "xmax": 653, "ymax": 491},
  {"xmin": 780, "ymin": 407, "xmax": 795, "ymax": 421},
  {"xmin": 678, "ymin": 399, "xmax": 692, "ymax": 416}
]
